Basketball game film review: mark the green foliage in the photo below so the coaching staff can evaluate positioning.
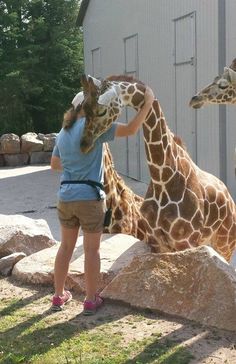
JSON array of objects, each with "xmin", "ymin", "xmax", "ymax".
[{"xmin": 0, "ymin": 0, "xmax": 83, "ymax": 135}]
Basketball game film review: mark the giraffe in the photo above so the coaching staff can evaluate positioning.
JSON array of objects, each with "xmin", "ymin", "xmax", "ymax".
[
  {"xmin": 80, "ymin": 74, "xmax": 236, "ymax": 262},
  {"xmin": 189, "ymin": 58, "xmax": 236, "ymax": 108},
  {"xmin": 102, "ymin": 142, "xmax": 146, "ymax": 240}
]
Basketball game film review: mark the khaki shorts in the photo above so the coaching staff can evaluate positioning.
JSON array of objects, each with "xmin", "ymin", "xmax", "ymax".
[{"xmin": 57, "ymin": 199, "xmax": 106, "ymax": 232}]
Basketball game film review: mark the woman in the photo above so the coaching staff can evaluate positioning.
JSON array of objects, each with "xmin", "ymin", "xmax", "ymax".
[{"xmin": 50, "ymin": 85, "xmax": 154, "ymax": 315}]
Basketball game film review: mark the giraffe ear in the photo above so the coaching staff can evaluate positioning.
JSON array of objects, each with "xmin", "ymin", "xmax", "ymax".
[
  {"xmin": 88, "ymin": 75, "xmax": 102, "ymax": 87},
  {"xmin": 227, "ymin": 67, "xmax": 236, "ymax": 85},
  {"xmin": 98, "ymin": 85, "xmax": 120, "ymax": 106},
  {"xmin": 81, "ymin": 74, "xmax": 89, "ymax": 95},
  {"xmin": 71, "ymin": 91, "xmax": 84, "ymax": 109}
]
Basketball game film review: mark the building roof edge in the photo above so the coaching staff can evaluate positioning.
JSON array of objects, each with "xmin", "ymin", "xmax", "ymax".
[{"xmin": 76, "ymin": 0, "xmax": 90, "ymax": 27}]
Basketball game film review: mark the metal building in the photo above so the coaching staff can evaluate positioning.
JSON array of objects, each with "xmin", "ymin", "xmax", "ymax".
[{"xmin": 77, "ymin": 0, "xmax": 236, "ymax": 199}]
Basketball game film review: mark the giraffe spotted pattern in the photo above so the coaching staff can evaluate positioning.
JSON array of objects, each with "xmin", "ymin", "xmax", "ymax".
[{"xmin": 103, "ymin": 143, "xmax": 145, "ymax": 240}]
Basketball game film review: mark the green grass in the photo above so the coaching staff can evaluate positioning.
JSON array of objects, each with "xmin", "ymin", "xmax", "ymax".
[{"xmin": 0, "ymin": 296, "xmax": 194, "ymax": 364}]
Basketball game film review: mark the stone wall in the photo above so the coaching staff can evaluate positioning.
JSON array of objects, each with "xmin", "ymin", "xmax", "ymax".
[{"xmin": 0, "ymin": 132, "xmax": 57, "ymax": 167}]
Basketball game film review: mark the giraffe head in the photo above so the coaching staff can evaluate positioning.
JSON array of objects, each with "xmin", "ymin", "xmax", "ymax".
[
  {"xmin": 189, "ymin": 59, "xmax": 236, "ymax": 108},
  {"xmin": 80, "ymin": 75, "xmax": 123, "ymax": 153},
  {"xmin": 80, "ymin": 75, "xmax": 146, "ymax": 153}
]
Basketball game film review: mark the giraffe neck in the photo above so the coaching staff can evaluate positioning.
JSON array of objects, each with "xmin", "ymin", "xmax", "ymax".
[
  {"xmin": 103, "ymin": 143, "xmax": 145, "ymax": 239},
  {"xmin": 119, "ymin": 85, "xmax": 177, "ymax": 184},
  {"xmin": 142, "ymin": 100, "xmax": 178, "ymax": 182}
]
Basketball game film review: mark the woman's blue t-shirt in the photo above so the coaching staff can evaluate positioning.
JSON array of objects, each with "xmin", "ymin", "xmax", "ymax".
[{"xmin": 52, "ymin": 118, "xmax": 117, "ymax": 201}]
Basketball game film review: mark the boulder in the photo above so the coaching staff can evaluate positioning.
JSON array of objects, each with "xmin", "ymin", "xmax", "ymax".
[
  {"xmin": 4, "ymin": 153, "xmax": 29, "ymax": 167},
  {"xmin": 0, "ymin": 134, "xmax": 20, "ymax": 154},
  {"xmin": 37, "ymin": 133, "xmax": 45, "ymax": 141},
  {"xmin": 0, "ymin": 252, "xmax": 26, "ymax": 276},
  {"xmin": 37, "ymin": 133, "xmax": 56, "ymax": 152},
  {"xmin": 0, "ymin": 154, "xmax": 5, "ymax": 166},
  {"xmin": 0, "ymin": 214, "xmax": 56, "ymax": 257},
  {"xmin": 30, "ymin": 151, "xmax": 52, "ymax": 165},
  {"xmin": 101, "ymin": 246, "xmax": 236, "ymax": 331},
  {"xmin": 43, "ymin": 136, "xmax": 56, "ymax": 152},
  {"xmin": 45, "ymin": 133, "xmax": 57, "ymax": 138},
  {"xmin": 38, "ymin": 133, "xmax": 57, "ymax": 141},
  {"xmin": 12, "ymin": 234, "xmax": 149, "ymax": 291},
  {"xmin": 21, "ymin": 132, "xmax": 43, "ymax": 153}
]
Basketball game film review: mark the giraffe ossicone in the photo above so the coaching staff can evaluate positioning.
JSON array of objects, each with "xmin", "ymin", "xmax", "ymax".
[
  {"xmin": 190, "ymin": 58, "xmax": 236, "ymax": 108},
  {"xmin": 81, "ymin": 74, "xmax": 236, "ymax": 262}
]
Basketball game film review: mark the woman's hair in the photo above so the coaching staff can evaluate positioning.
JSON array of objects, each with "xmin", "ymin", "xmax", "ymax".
[{"xmin": 62, "ymin": 104, "xmax": 82, "ymax": 129}]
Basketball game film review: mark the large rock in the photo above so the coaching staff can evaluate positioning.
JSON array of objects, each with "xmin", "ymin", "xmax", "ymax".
[
  {"xmin": 37, "ymin": 133, "xmax": 57, "ymax": 151},
  {"xmin": 0, "ymin": 214, "xmax": 56, "ymax": 257},
  {"xmin": 12, "ymin": 234, "xmax": 149, "ymax": 291},
  {"xmin": 30, "ymin": 151, "xmax": 52, "ymax": 165},
  {"xmin": 101, "ymin": 246, "xmax": 236, "ymax": 331},
  {"xmin": 38, "ymin": 133, "xmax": 57, "ymax": 152},
  {"xmin": 0, "ymin": 154, "xmax": 5, "ymax": 166},
  {"xmin": 43, "ymin": 137, "xmax": 56, "ymax": 152},
  {"xmin": 21, "ymin": 132, "xmax": 43, "ymax": 153},
  {"xmin": 4, "ymin": 153, "xmax": 29, "ymax": 167},
  {"xmin": 0, "ymin": 252, "xmax": 26, "ymax": 276},
  {"xmin": 0, "ymin": 134, "xmax": 20, "ymax": 154}
]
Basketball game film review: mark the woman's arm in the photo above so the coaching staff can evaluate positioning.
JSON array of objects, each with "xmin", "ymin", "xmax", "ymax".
[
  {"xmin": 51, "ymin": 156, "xmax": 63, "ymax": 171},
  {"xmin": 115, "ymin": 86, "xmax": 155, "ymax": 137}
]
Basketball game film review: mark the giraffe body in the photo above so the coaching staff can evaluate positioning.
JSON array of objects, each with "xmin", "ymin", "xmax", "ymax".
[{"xmin": 81, "ymin": 75, "xmax": 236, "ymax": 261}]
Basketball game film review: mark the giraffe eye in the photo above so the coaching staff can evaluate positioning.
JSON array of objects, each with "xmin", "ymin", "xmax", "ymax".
[
  {"xmin": 218, "ymin": 79, "xmax": 229, "ymax": 89},
  {"xmin": 97, "ymin": 109, "xmax": 107, "ymax": 117},
  {"xmin": 218, "ymin": 83, "xmax": 229, "ymax": 89}
]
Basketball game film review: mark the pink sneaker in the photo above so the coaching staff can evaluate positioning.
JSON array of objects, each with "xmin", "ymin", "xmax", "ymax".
[
  {"xmin": 83, "ymin": 294, "xmax": 104, "ymax": 316},
  {"xmin": 51, "ymin": 290, "xmax": 72, "ymax": 311}
]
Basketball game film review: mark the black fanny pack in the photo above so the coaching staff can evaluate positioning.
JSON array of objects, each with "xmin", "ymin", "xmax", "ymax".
[
  {"xmin": 61, "ymin": 179, "xmax": 103, "ymax": 200},
  {"xmin": 60, "ymin": 179, "xmax": 112, "ymax": 227}
]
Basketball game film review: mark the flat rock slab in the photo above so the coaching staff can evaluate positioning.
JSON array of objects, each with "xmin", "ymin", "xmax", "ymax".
[
  {"xmin": 30, "ymin": 151, "xmax": 52, "ymax": 165},
  {"xmin": 101, "ymin": 245, "xmax": 236, "ymax": 331},
  {"xmin": 12, "ymin": 234, "xmax": 150, "ymax": 292},
  {"xmin": 4, "ymin": 153, "xmax": 29, "ymax": 167}
]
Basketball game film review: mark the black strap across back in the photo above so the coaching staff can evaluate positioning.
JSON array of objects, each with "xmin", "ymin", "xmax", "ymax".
[{"xmin": 60, "ymin": 180, "xmax": 104, "ymax": 201}]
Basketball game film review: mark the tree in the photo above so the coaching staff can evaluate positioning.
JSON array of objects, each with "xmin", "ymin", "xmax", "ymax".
[{"xmin": 0, "ymin": 0, "xmax": 83, "ymax": 135}]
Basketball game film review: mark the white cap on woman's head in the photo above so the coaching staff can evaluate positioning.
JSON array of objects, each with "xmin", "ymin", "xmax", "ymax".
[{"xmin": 72, "ymin": 91, "xmax": 84, "ymax": 109}]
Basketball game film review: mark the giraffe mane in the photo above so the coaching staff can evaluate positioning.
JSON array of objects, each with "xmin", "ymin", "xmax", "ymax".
[
  {"xmin": 106, "ymin": 75, "xmax": 146, "ymax": 86},
  {"xmin": 106, "ymin": 76, "xmax": 185, "ymax": 152},
  {"xmin": 173, "ymin": 135, "xmax": 187, "ymax": 151}
]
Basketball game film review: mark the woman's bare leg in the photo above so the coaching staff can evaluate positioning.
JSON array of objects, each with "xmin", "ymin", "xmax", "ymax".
[
  {"xmin": 54, "ymin": 225, "xmax": 79, "ymax": 296},
  {"xmin": 83, "ymin": 231, "xmax": 102, "ymax": 301}
]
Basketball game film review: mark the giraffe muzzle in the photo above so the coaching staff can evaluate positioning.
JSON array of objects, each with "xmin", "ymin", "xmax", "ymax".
[
  {"xmin": 80, "ymin": 137, "xmax": 93, "ymax": 153},
  {"xmin": 189, "ymin": 95, "xmax": 205, "ymax": 109}
]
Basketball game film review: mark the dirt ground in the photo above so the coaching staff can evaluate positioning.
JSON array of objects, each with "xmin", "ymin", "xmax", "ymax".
[{"xmin": 1, "ymin": 277, "xmax": 236, "ymax": 364}]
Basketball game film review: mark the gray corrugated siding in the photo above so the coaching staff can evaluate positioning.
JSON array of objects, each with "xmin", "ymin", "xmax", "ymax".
[
  {"xmin": 81, "ymin": 0, "xmax": 235, "ymax": 199},
  {"xmin": 225, "ymin": 0, "xmax": 236, "ymax": 198}
]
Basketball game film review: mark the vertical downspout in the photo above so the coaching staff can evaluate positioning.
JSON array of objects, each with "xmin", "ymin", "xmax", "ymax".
[{"xmin": 218, "ymin": 0, "xmax": 227, "ymax": 182}]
